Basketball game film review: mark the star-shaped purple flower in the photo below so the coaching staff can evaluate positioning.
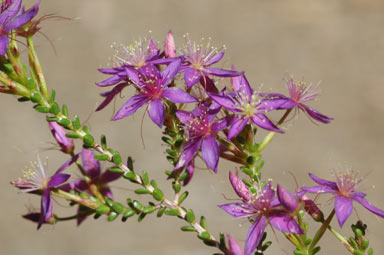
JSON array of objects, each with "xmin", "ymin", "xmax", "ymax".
[
  {"xmin": 179, "ymin": 35, "xmax": 241, "ymax": 92},
  {"xmin": 260, "ymin": 76, "xmax": 333, "ymax": 124},
  {"xmin": 174, "ymin": 104, "xmax": 228, "ymax": 173},
  {"xmin": 112, "ymin": 59, "xmax": 197, "ymax": 127},
  {"xmin": 302, "ymin": 171, "xmax": 384, "ymax": 227},
  {"xmin": 59, "ymin": 149, "xmax": 122, "ymax": 225},
  {"xmin": 208, "ymin": 73, "xmax": 282, "ymax": 140},
  {"xmin": 219, "ymin": 172, "xmax": 303, "ymax": 255},
  {"xmin": 0, "ymin": 0, "xmax": 40, "ymax": 55},
  {"xmin": 11, "ymin": 154, "xmax": 78, "ymax": 229}
]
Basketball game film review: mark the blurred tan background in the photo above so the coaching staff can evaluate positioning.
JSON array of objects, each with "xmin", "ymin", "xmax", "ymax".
[{"xmin": 1, "ymin": 0, "xmax": 384, "ymax": 254}]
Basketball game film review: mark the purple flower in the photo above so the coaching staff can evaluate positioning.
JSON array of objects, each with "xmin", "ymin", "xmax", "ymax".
[
  {"xmin": 59, "ymin": 149, "xmax": 122, "ymax": 225},
  {"xmin": 226, "ymin": 234, "xmax": 244, "ymax": 255},
  {"xmin": 260, "ymin": 76, "xmax": 333, "ymax": 124},
  {"xmin": 302, "ymin": 170, "xmax": 384, "ymax": 227},
  {"xmin": 48, "ymin": 121, "xmax": 75, "ymax": 153},
  {"xmin": 179, "ymin": 35, "xmax": 241, "ymax": 91},
  {"xmin": 11, "ymin": 154, "xmax": 77, "ymax": 229},
  {"xmin": 113, "ymin": 59, "xmax": 198, "ymax": 127},
  {"xmin": 174, "ymin": 104, "xmax": 228, "ymax": 172},
  {"xmin": 0, "ymin": 0, "xmax": 40, "ymax": 55},
  {"xmin": 219, "ymin": 172, "xmax": 302, "ymax": 255},
  {"xmin": 208, "ymin": 73, "xmax": 282, "ymax": 140}
]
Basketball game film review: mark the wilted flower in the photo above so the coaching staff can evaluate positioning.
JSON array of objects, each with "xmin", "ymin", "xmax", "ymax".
[
  {"xmin": 219, "ymin": 172, "xmax": 302, "ymax": 255},
  {"xmin": 302, "ymin": 170, "xmax": 384, "ymax": 227},
  {"xmin": 260, "ymin": 76, "xmax": 333, "ymax": 124},
  {"xmin": 48, "ymin": 121, "xmax": 74, "ymax": 153},
  {"xmin": 11, "ymin": 154, "xmax": 77, "ymax": 229},
  {"xmin": 209, "ymin": 72, "xmax": 282, "ymax": 140},
  {"xmin": 174, "ymin": 104, "xmax": 228, "ymax": 172},
  {"xmin": 179, "ymin": 35, "xmax": 241, "ymax": 91},
  {"xmin": 113, "ymin": 59, "xmax": 197, "ymax": 127},
  {"xmin": 0, "ymin": 0, "xmax": 40, "ymax": 55}
]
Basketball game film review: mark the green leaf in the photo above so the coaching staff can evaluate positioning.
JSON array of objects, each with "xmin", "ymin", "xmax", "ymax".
[
  {"xmin": 165, "ymin": 209, "xmax": 180, "ymax": 216},
  {"xmin": 62, "ymin": 104, "xmax": 69, "ymax": 117},
  {"xmin": 123, "ymin": 172, "xmax": 137, "ymax": 181},
  {"xmin": 197, "ymin": 231, "xmax": 211, "ymax": 241},
  {"xmin": 109, "ymin": 167, "xmax": 124, "ymax": 174},
  {"xmin": 186, "ymin": 209, "xmax": 195, "ymax": 223},
  {"xmin": 134, "ymin": 189, "xmax": 151, "ymax": 195},
  {"xmin": 113, "ymin": 152, "xmax": 122, "ymax": 166},
  {"xmin": 143, "ymin": 206, "xmax": 156, "ymax": 214},
  {"xmin": 127, "ymin": 156, "xmax": 134, "ymax": 170},
  {"xmin": 30, "ymin": 91, "xmax": 42, "ymax": 103},
  {"xmin": 172, "ymin": 183, "xmax": 181, "ymax": 193},
  {"xmin": 181, "ymin": 226, "xmax": 196, "ymax": 232},
  {"xmin": 137, "ymin": 213, "xmax": 146, "ymax": 222},
  {"xmin": 94, "ymin": 154, "xmax": 110, "ymax": 161},
  {"xmin": 133, "ymin": 200, "xmax": 144, "ymax": 211},
  {"xmin": 178, "ymin": 191, "xmax": 189, "ymax": 205},
  {"xmin": 50, "ymin": 102, "xmax": 60, "ymax": 115},
  {"xmin": 73, "ymin": 115, "xmax": 81, "ymax": 130},
  {"xmin": 49, "ymin": 89, "xmax": 56, "ymax": 104},
  {"xmin": 107, "ymin": 212, "xmax": 119, "ymax": 222},
  {"xmin": 100, "ymin": 134, "xmax": 107, "ymax": 149},
  {"xmin": 35, "ymin": 106, "xmax": 50, "ymax": 113},
  {"xmin": 57, "ymin": 117, "xmax": 71, "ymax": 127},
  {"xmin": 122, "ymin": 208, "xmax": 135, "ymax": 218},
  {"xmin": 166, "ymin": 149, "xmax": 176, "ymax": 157},
  {"xmin": 83, "ymin": 134, "xmax": 95, "ymax": 147},
  {"xmin": 95, "ymin": 204, "xmax": 110, "ymax": 214},
  {"xmin": 157, "ymin": 207, "xmax": 166, "ymax": 217},
  {"xmin": 142, "ymin": 171, "xmax": 149, "ymax": 186},
  {"xmin": 150, "ymin": 180, "xmax": 158, "ymax": 189},
  {"xmin": 112, "ymin": 202, "xmax": 124, "ymax": 214},
  {"xmin": 178, "ymin": 172, "xmax": 188, "ymax": 182},
  {"xmin": 17, "ymin": 96, "xmax": 30, "ymax": 102},
  {"xmin": 200, "ymin": 216, "xmax": 207, "ymax": 229},
  {"xmin": 152, "ymin": 188, "xmax": 164, "ymax": 201}
]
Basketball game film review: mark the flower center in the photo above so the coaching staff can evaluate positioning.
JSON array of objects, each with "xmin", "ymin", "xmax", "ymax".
[{"xmin": 335, "ymin": 170, "xmax": 362, "ymax": 197}]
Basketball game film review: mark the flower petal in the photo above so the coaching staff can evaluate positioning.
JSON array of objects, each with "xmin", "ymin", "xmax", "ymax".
[
  {"xmin": 96, "ymin": 83, "xmax": 128, "ymax": 111},
  {"xmin": 48, "ymin": 173, "xmax": 70, "ymax": 188},
  {"xmin": 81, "ymin": 149, "xmax": 101, "ymax": 178},
  {"xmin": 205, "ymin": 52, "xmax": 224, "ymax": 66},
  {"xmin": 334, "ymin": 195, "xmax": 353, "ymax": 227},
  {"xmin": 229, "ymin": 171, "xmax": 252, "ymax": 201},
  {"xmin": 96, "ymin": 74, "xmax": 123, "ymax": 87},
  {"xmin": 308, "ymin": 173, "xmax": 338, "ymax": 189},
  {"xmin": 55, "ymin": 153, "xmax": 80, "ymax": 175},
  {"xmin": 183, "ymin": 161, "xmax": 195, "ymax": 186},
  {"xmin": 184, "ymin": 68, "xmax": 201, "ymax": 88},
  {"xmin": 251, "ymin": 114, "xmax": 283, "ymax": 133},
  {"xmin": 201, "ymin": 135, "xmax": 219, "ymax": 172},
  {"xmin": 206, "ymin": 68, "xmax": 242, "ymax": 77},
  {"xmin": 301, "ymin": 185, "xmax": 336, "ymax": 194},
  {"xmin": 277, "ymin": 184, "xmax": 298, "ymax": 212},
  {"xmin": 38, "ymin": 189, "xmax": 52, "ymax": 229},
  {"xmin": 228, "ymin": 116, "xmax": 249, "ymax": 140},
  {"xmin": 218, "ymin": 203, "xmax": 254, "ymax": 218},
  {"xmin": 268, "ymin": 211, "xmax": 303, "ymax": 234},
  {"xmin": 164, "ymin": 30, "xmax": 176, "ymax": 58},
  {"xmin": 353, "ymin": 196, "xmax": 384, "ymax": 219},
  {"xmin": 162, "ymin": 87, "xmax": 197, "ymax": 103},
  {"xmin": 4, "ymin": 0, "xmax": 39, "ymax": 31},
  {"xmin": 0, "ymin": 0, "xmax": 21, "ymax": 25},
  {"xmin": 244, "ymin": 217, "xmax": 266, "ymax": 255},
  {"xmin": 148, "ymin": 99, "xmax": 164, "ymax": 127},
  {"xmin": 174, "ymin": 138, "xmax": 202, "ymax": 169},
  {"xmin": 226, "ymin": 234, "xmax": 244, "ymax": 255},
  {"xmin": 302, "ymin": 105, "xmax": 333, "ymax": 124},
  {"xmin": 175, "ymin": 110, "xmax": 194, "ymax": 124},
  {"xmin": 0, "ymin": 36, "xmax": 9, "ymax": 56},
  {"xmin": 113, "ymin": 94, "xmax": 148, "ymax": 120},
  {"xmin": 208, "ymin": 93, "xmax": 238, "ymax": 112},
  {"xmin": 101, "ymin": 169, "xmax": 123, "ymax": 184},
  {"xmin": 199, "ymin": 75, "xmax": 218, "ymax": 93},
  {"xmin": 161, "ymin": 58, "xmax": 181, "ymax": 86},
  {"xmin": 258, "ymin": 98, "xmax": 297, "ymax": 112}
]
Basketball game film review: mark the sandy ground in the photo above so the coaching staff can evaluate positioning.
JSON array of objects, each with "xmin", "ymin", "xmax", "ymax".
[{"xmin": 1, "ymin": 0, "xmax": 384, "ymax": 254}]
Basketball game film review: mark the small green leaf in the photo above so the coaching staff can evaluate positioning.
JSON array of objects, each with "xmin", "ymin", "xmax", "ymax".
[
  {"xmin": 35, "ymin": 106, "xmax": 50, "ymax": 113},
  {"xmin": 161, "ymin": 136, "xmax": 173, "ymax": 145},
  {"xmin": 241, "ymin": 167, "xmax": 253, "ymax": 176},
  {"xmin": 100, "ymin": 134, "xmax": 107, "ymax": 149},
  {"xmin": 127, "ymin": 156, "xmax": 134, "ymax": 170},
  {"xmin": 30, "ymin": 91, "xmax": 42, "ymax": 103},
  {"xmin": 152, "ymin": 188, "xmax": 164, "ymax": 201},
  {"xmin": 62, "ymin": 104, "xmax": 69, "ymax": 117},
  {"xmin": 123, "ymin": 208, "xmax": 135, "ymax": 218},
  {"xmin": 112, "ymin": 202, "xmax": 124, "ymax": 214},
  {"xmin": 181, "ymin": 226, "xmax": 196, "ymax": 232},
  {"xmin": 142, "ymin": 171, "xmax": 149, "ymax": 186},
  {"xmin": 143, "ymin": 206, "xmax": 156, "ymax": 214},
  {"xmin": 186, "ymin": 209, "xmax": 195, "ymax": 223},
  {"xmin": 197, "ymin": 231, "xmax": 211, "ymax": 241},
  {"xmin": 150, "ymin": 180, "xmax": 158, "ymax": 189},
  {"xmin": 49, "ymin": 89, "xmax": 56, "ymax": 104},
  {"xmin": 157, "ymin": 207, "xmax": 166, "ymax": 217},
  {"xmin": 50, "ymin": 102, "xmax": 60, "ymax": 115},
  {"xmin": 107, "ymin": 212, "xmax": 119, "ymax": 222},
  {"xmin": 112, "ymin": 152, "xmax": 122, "ymax": 166},
  {"xmin": 73, "ymin": 115, "xmax": 81, "ymax": 130},
  {"xmin": 134, "ymin": 189, "xmax": 151, "ymax": 195},
  {"xmin": 57, "ymin": 117, "xmax": 71, "ymax": 127},
  {"xmin": 178, "ymin": 172, "xmax": 188, "ymax": 182},
  {"xmin": 83, "ymin": 134, "xmax": 95, "ymax": 147},
  {"xmin": 123, "ymin": 172, "xmax": 137, "ymax": 181},
  {"xmin": 166, "ymin": 149, "xmax": 176, "ymax": 157},
  {"xmin": 368, "ymin": 248, "xmax": 373, "ymax": 255},
  {"xmin": 95, "ymin": 204, "xmax": 110, "ymax": 214},
  {"xmin": 293, "ymin": 250, "xmax": 304, "ymax": 255},
  {"xmin": 178, "ymin": 191, "xmax": 189, "ymax": 205},
  {"xmin": 165, "ymin": 209, "xmax": 180, "ymax": 216},
  {"xmin": 94, "ymin": 154, "xmax": 110, "ymax": 161},
  {"xmin": 362, "ymin": 239, "xmax": 369, "ymax": 249},
  {"xmin": 133, "ymin": 200, "xmax": 144, "ymax": 211},
  {"xmin": 109, "ymin": 167, "xmax": 124, "ymax": 174},
  {"xmin": 137, "ymin": 212, "xmax": 146, "ymax": 222},
  {"xmin": 312, "ymin": 247, "xmax": 321, "ymax": 255},
  {"xmin": 17, "ymin": 96, "xmax": 30, "ymax": 102},
  {"xmin": 250, "ymin": 143, "xmax": 259, "ymax": 153},
  {"xmin": 172, "ymin": 183, "xmax": 181, "ymax": 193},
  {"xmin": 200, "ymin": 216, "xmax": 207, "ymax": 229}
]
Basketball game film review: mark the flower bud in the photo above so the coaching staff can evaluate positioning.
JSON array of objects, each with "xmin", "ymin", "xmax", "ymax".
[
  {"xmin": 277, "ymin": 184, "xmax": 298, "ymax": 212},
  {"xmin": 226, "ymin": 234, "xmax": 244, "ymax": 255},
  {"xmin": 48, "ymin": 121, "xmax": 74, "ymax": 153},
  {"xmin": 302, "ymin": 194, "xmax": 324, "ymax": 222},
  {"xmin": 229, "ymin": 171, "xmax": 251, "ymax": 202},
  {"xmin": 164, "ymin": 29, "xmax": 176, "ymax": 58}
]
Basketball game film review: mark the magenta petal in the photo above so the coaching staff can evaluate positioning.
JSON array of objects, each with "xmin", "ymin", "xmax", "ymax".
[
  {"xmin": 55, "ymin": 153, "xmax": 80, "ymax": 174},
  {"xmin": 38, "ymin": 189, "xmax": 52, "ymax": 229},
  {"xmin": 228, "ymin": 116, "xmax": 249, "ymax": 140},
  {"xmin": 0, "ymin": 36, "xmax": 9, "ymax": 56},
  {"xmin": 277, "ymin": 185, "xmax": 298, "ymax": 212},
  {"xmin": 48, "ymin": 121, "xmax": 74, "ymax": 153},
  {"xmin": 98, "ymin": 68, "xmax": 120, "ymax": 74},
  {"xmin": 201, "ymin": 135, "xmax": 219, "ymax": 172},
  {"xmin": 269, "ymin": 211, "xmax": 303, "ymax": 234},
  {"xmin": 244, "ymin": 217, "xmax": 266, "ymax": 255},
  {"xmin": 302, "ymin": 105, "xmax": 333, "ymax": 124},
  {"xmin": 199, "ymin": 75, "xmax": 219, "ymax": 93},
  {"xmin": 218, "ymin": 203, "xmax": 254, "ymax": 218},
  {"xmin": 353, "ymin": 196, "xmax": 384, "ymax": 218},
  {"xmin": 174, "ymin": 138, "xmax": 202, "ymax": 169},
  {"xmin": 96, "ymin": 74, "xmax": 122, "ymax": 87},
  {"xmin": 212, "ymin": 116, "xmax": 230, "ymax": 133},
  {"xmin": 101, "ymin": 169, "xmax": 122, "ymax": 183},
  {"xmin": 206, "ymin": 68, "xmax": 242, "ymax": 77},
  {"xmin": 148, "ymin": 99, "xmax": 164, "ymax": 127},
  {"xmin": 251, "ymin": 114, "xmax": 283, "ymax": 133},
  {"xmin": 81, "ymin": 149, "xmax": 101, "ymax": 178},
  {"xmin": 334, "ymin": 195, "xmax": 353, "ymax": 227},
  {"xmin": 259, "ymin": 98, "xmax": 297, "ymax": 112},
  {"xmin": 301, "ymin": 185, "xmax": 336, "ymax": 194},
  {"xmin": 183, "ymin": 161, "xmax": 195, "ymax": 186},
  {"xmin": 48, "ymin": 173, "xmax": 70, "ymax": 188},
  {"xmin": 125, "ymin": 67, "xmax": 140, "ymax": 84},
  {"xmin": 113, "ymin": 94, "xmax": 148, "ymax": 120},
  {"xmin": 96, "ymin": 83, "xmax": 128, "ymax": 111},
  {"xmin": 4, "ymin": 1, "xmax": 39, "ymax": 31},
  {"xmin": 308, "ymin": 173, "xmax": 337, "ymax": 189},
  {"xmin": 176, "ymin": 110, "xmax": 194, "ymax": 124},
  {"xmin": 161, "ymin": 58, "xmax": 181, "ymax": 86},
  {"xmin": 229, "ymin": 171, "xmax": 252, "ymax": 201},
  {"xmin": 205, "ymin": 52, "xmax": 225, "ymax": 66},
  {"xmin": 184, "ymin": 68, "xmax": 201, "ymax": 88},
  {"xmin": 0, "ymin": 0, "xmax": 21, "ymax": 25},
  {"xmin": 162, "ymin": 88, "xmax": 197, "ymax": 103},
  {"xmin": 226, "ymin": 234, "xmax": 244, "ymax": 255},
  {"xmin": 208, "ymin": 93, "xmax": 238, "ymax": 112}
]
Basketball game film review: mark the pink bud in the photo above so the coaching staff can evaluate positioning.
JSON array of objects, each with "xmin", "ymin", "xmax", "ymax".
[
  {"xmin": 277, "ymin": 184, "xmax": 298, "ymax": 212},
  {"xmin": 48, "ymin": 122, "xmax": 74, "ymax": 154},
  {"xmin": 164, "ymin": 29, "xmax": 176, "ymax": 58},
  {"xmin": 229, "ymin": 171, "xmax": 251, "ymax": 201},
  {"xmin": 302, "ymin": 194, "xmax": 324, "ymax": 222},
  {"xmin": 226, "ymin": 234, "xmax": 244, "ymax": 255}
]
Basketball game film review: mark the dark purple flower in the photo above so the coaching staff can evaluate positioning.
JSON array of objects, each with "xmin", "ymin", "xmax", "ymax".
[
  {"xmin": 113, "ymin": 59, "xmax": 198, "ymax": 127},
  {"xmin": 219, "ymin": 172, "xmax": 302, "ymax": 255},
  {"xmin": 0, "ymin": 0, "xmax": 40, "ymax": 55},
  {"xmin": 260, "ymin": 76, "xmax": 333, "ymax": 124},
  {"xmin": 59, "ymin": 149, "xmax": 122, "ymax": 225},
  {"xmin": 208, "ymin": 73, "xmax": 282, "ymax": 140},
  {"xmin": 174, "ymin": 104, "xmax": 228, "ymax": 172},
  {"xmin": 179, "ymin": 35, "xmax": 241, "ymax": 91},
  {"xmin": 11, "ymin": 154, "xmax": 77, "ymax": 229},
  {"xmin": 48, "ymin": 121, "xmax": 74, "ymax": 153},
  {"xmin": 302, "ymin": 170, "xmax": 384, "ymax": 227}
]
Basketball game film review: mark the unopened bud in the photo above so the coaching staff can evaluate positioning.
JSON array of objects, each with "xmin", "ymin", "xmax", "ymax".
[
  {"xmin": 164, "ymin": 29, "xmax": 176, "ymax": 58},
  {"xmin": 48, "ymin": 121, "xmax": 74, "ymax": 153},
  {"xmin": 302, "ymin": 194, "xmax": 324, "ymax": 222}
]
